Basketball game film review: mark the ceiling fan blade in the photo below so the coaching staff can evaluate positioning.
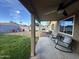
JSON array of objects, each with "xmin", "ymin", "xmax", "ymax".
[{"xmin": 43, "ymin": 10, "xmax": 57, "ymax": 15}]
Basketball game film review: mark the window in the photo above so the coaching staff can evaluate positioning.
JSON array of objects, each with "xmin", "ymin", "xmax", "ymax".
[{"xmin": 59, "ymin": 16, "xmax": 74, "ymax": 35}]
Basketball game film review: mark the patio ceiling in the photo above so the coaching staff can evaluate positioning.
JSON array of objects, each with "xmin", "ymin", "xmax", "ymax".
[{"xmin": 20, "ymin": 0, "xmax": 79, "ymax": 21}]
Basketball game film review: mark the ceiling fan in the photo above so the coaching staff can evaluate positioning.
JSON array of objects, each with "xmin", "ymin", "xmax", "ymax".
[{"xmin": 44, "ymin": 0, "xmax": 78, "ymax": 16}]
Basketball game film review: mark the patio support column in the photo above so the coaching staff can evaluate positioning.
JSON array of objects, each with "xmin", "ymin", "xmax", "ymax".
[
  {"xmin": 31, "ymin": 14, "xmax": 36, "ymax": 56},
  {"xmin": 39, "ymin": 21, "xmax": 41, "ymax": 37}
]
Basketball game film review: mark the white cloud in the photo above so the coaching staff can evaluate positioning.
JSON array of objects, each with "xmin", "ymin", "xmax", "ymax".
[
  {"xmin": 16, "ymin": 10, "xmax": 21, "ymax": 14},
  {"xmin": 9, "ymin": 9, "xmax": 22, "ymax": 20}
]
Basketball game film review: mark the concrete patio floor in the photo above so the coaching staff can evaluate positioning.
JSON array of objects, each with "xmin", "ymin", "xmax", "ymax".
[{"xmin": 35, "ymin": 36, "xmax": 79, "ymax": 59}]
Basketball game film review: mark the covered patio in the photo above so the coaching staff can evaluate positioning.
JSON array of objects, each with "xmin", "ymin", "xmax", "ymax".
[
  {"xmin": 36, "ymin": 35, "xmax": 79, "ymax": 59},
  {"xmin": 20, "ymin": 0, "xmax": 79, "ymax": 59}
]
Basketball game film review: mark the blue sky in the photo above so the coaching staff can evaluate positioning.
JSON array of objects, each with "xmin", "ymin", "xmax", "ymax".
[
  {"xmin": 60, "ymin": 21, "xmax": 73, "ymax": 26},
  {"xmin": 0, "ymin": 0, "xmax": 31, "ymax": 25}
]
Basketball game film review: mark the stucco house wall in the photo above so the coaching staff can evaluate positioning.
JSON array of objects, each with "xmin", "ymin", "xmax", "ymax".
[
  {"xmin": 72, "ymin": 14, "xmax": 79, "ymax": 54},
  {"xmin": 56, "ymin": 15, "xmax": 79, "ymax": 54},
  {"xmin": 49, "ymin": 14, "xmax": 79, "ymax": 54},
  {"xmin": 48, "ymin": 21, "xmax": 58, "ymax": 36}
]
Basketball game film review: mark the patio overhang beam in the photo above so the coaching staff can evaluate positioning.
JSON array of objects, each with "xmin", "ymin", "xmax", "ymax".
[
  {"xmin": 19, "ymin": 0, "xmax": 40, "ymax": 22},
  {"xmin": 20, "ymin": 0, "xmax": 79, "ymax": 21},
  {"xmin": 19, "ymin": 0, "xmax": 61, "ymax": 21},
  {"xmin": 19, "ymin": 0, "xmax": 34, "ymax": 14}
]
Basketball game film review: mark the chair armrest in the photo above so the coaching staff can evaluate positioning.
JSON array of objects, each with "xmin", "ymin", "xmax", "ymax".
[{"xmin": 56, "ymin": 40, "xmax": 71, "ymax": 49}]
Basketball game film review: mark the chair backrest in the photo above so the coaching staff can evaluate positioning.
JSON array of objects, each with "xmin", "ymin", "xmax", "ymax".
[
  {"xmin": 48, "ymin": 31, "xmax": 52, "ymax": 34},
  {"xmin": 63, "ymin": 36, "xmax": 72, "ymax": 44},
  {"xmin": 56, "ymin": 33, "xmax": 63, "ymax": 40}
]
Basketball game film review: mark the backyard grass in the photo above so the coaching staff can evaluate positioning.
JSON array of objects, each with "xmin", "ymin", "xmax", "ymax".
[{"xmin": 0, "ymin": 35, "xmax": 31, "ymax": 59}]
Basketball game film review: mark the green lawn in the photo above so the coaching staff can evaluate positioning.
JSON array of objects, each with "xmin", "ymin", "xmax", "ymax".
[{"xmin": 0, "ymin": 35, "xmax": 31, "ymax": 59}]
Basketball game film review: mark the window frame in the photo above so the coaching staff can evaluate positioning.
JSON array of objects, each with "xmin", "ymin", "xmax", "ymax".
[{"xmin": 59, "ymin": 15, "xmax": 75, "ymax": 37}]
